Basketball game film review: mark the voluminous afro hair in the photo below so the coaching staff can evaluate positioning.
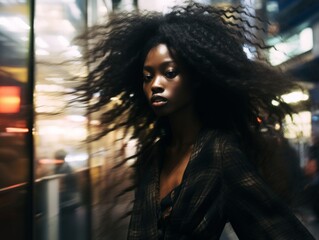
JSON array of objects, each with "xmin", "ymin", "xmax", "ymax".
[{"xmin": 75, "ymin": 2, "xmax": 299, "ymax": 164}]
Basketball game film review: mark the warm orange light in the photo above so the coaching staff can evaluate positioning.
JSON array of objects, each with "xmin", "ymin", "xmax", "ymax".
[
  {"xmin": 38, "ymin": 159, "xmax": 64, "ymax": 164},
  {"xmin": 0, "ymin": 86, "xmax": 21, "ymax": 113},
  {"xmin": 5, "ymin": 127, "xmax": 29, "ymax": 133},
  {"xmin": 257, "ymin": 117, "xmax": 262, "ymax": 123},
  {"xmin": 0, "ymin": 182, "xmax": 27, "ymax": 193}
]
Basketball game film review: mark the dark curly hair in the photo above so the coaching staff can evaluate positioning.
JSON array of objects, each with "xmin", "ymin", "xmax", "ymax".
[{"xmin": 74, "ymin": 3, "xmax": 302, "ymax": 201}]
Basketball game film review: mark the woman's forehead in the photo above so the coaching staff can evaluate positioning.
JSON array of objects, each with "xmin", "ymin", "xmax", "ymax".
[
  {"xmin": 144, "ymin": 44, "xmax": 175, "ymax": 66},
  {"xmin": 152, "ymin": 44, "xmax": 169, "ymax": 55}
]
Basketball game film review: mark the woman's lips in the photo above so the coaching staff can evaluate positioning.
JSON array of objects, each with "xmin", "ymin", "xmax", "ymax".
[{"xmin": 151, "ymin": 95, "xmax": 168, "ymax": 107}]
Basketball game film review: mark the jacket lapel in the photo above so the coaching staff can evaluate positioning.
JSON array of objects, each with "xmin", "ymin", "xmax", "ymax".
[{"xmin": 128, "ymin": 142, "xmax": 161, "ymax": 240}]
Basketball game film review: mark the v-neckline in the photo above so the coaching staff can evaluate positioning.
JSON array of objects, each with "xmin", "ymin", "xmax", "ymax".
[
  {"xmin": 155, "ymin": 128, "xmax": 210, "ymax": 213},
  {"xmin": 128, "ymin": 129, "xmax": 214, "ymax": 239}
]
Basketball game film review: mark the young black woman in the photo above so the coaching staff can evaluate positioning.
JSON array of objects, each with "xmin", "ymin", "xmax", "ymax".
[{"xmin": 75, "ymin": 3, "xmax": 315, "ymax": 239}]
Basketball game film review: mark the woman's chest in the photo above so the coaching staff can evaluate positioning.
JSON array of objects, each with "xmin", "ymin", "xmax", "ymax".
[{"xmin": 159, "ymin": 149, "xmax": 191, "ymax": 200}]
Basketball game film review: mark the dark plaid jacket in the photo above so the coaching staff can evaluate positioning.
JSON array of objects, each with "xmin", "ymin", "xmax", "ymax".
[{"xmin": 127, "ymin": 129, "xmax": 314, "ymax": 240}]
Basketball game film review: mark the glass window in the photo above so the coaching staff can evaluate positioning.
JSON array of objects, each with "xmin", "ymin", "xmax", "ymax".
[
  {"xmin": 0, "ymin": 0, "xmax": 31, "ymax": 239},
  {"xmin": 34, "ymin": 0, "xmax": 91, "ymax": 239}
]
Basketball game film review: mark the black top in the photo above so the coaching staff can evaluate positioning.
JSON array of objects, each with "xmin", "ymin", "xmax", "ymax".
[
  {"xmin": 128, "ymin": 129, "xmax": 315, "ymax": 240},
  {"xmin": 158, "ymin": 185, "xmax": 182, "ymax": 240}
]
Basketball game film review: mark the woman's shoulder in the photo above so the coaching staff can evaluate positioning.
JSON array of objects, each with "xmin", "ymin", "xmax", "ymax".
[
  {"xmin": 193, "ymin": 129, "xmax": 243, "ymax": 169},
  {"xmin": 202, "ymin": 128, "xmax": 240, "ymax": 151}
]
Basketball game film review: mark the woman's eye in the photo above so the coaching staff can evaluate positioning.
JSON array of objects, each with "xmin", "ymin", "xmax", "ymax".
[
  {"xmin": 165, "ymin": 70, "xmax": 178, "ymax": 79},
  {"xmin": 143, "ymin": 74, "xmax": 152, "ymax": 82}
]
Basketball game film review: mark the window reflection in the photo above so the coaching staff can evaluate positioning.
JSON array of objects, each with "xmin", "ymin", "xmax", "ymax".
[
  {"xmin": 34, "ymin": 0, "xmax": 87, "ymax": 175},
  {"xmin": 0, "ymin": 0, "xmax": 29, "ymax": 188},
  {"xmin": 34, "ymin": 0, "xmax": 110, "ymax": 240},
  {"xmin": 0, "ymin": 1, "xmax": 30, "ymax": 239}
]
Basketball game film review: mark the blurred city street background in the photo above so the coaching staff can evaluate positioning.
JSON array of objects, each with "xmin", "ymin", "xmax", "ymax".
[{"xmin": 1, "ymin": 0, "xmax": 319, "ymax": 239}]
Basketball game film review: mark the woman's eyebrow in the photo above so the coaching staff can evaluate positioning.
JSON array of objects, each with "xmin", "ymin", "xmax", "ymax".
[
  {"xmin": 143, "ymin": 66, "xmax": 153, "ymax": 71},
  {"xmin": 143, "ymin": 61, "xmax": 176, "ymax": 69}
]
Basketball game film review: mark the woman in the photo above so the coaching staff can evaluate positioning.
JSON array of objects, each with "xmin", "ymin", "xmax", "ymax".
[{"xmin": 76, "ymin": 3, "xmax": 315, "ymax": 239}]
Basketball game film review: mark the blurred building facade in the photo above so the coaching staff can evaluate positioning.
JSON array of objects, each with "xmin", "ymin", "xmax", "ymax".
[
  {"xmin": 263, "ymin": 0, "xmax": 319, "ymax": 164},
  {"xmin": 0, "ymin": 0, "xmax": 318, "ymax": 240}
]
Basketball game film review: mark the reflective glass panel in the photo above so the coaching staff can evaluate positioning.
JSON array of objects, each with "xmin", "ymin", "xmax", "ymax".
[
  {"xmin": 34, "ymin": 0, "xmax": 90, "ymax": 239},
  {"xmin": 0, "ymin": 0, "xmax": 31, "ymax": 239}
]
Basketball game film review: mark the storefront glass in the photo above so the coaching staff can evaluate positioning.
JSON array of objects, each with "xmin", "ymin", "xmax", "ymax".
[
  {"xmin": 0, "ymin": 0, "xmax": 32, "ymax": 239},
  {"xmin": 34, "ymin": 0, "xmax": 90, "ymax": 239}
]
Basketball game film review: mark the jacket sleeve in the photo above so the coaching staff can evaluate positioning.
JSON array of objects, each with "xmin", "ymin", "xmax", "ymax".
[{"xmin": 221, "ymin": 139, "xmax": 315, "ymax": 240}]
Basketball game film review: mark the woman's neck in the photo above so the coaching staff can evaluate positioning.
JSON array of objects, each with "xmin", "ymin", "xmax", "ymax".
[{"xmin": 167, "ymin": 104, "xmax": 202, "ymax": 149}]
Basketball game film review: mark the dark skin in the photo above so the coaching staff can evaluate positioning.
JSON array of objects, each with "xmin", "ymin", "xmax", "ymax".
[{"xmin": 143, "ymin": 44, "xmax": 202, "ymax": 200}]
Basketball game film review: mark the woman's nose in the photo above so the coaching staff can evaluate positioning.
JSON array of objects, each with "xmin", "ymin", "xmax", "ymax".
[{"xmin": 151, "ymin": 76, "xmax": 164, "ymax": 94}]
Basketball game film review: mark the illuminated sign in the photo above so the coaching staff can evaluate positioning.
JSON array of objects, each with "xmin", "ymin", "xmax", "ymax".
[
  {"xmin": 269, "ymin": 27, "xmax": 313, "ymax": 66},
  {"xmin": 0, "ymin": 86, "xmax": 21, "ymax": 113}
]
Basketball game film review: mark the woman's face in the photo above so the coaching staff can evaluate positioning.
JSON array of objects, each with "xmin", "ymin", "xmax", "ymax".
[{"xmin": 143, "ymin": 44, "xmax": 193, "ymax": 117}]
